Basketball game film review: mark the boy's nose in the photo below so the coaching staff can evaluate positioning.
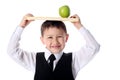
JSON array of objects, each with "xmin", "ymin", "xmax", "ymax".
[{"xmin": 53, "ymin": 38, "xmax": 59, "ymax": 44}]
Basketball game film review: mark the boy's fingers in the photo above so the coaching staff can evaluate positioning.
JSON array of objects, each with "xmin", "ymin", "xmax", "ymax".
[
  {"xmin": 70, "ymin": 14, "xmax": 79, "ymax": 18},
  {"xmin": 25, "ymin": 14, "xmax": 34, "ymax": 21}
]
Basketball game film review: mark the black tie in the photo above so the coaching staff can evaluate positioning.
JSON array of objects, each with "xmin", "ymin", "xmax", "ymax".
[{"xmin": 48, "ymin": 54, "xmax": 56, "ymax": 70}]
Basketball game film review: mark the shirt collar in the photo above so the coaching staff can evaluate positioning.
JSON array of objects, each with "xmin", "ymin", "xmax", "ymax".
[{"xmin": 44, "ymin": 48, "xmax": 63, "ymax": 62}]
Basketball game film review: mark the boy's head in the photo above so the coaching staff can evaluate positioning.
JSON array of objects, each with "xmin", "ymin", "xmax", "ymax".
[{"xmin": 40, "ymin": 20, "xmax": 69, "ymax": 54}]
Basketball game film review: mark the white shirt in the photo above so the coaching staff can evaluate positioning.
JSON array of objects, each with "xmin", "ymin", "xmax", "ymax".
[{"xmin": 7, "ymin": 26, "xmax": 100, "ymax": 79}]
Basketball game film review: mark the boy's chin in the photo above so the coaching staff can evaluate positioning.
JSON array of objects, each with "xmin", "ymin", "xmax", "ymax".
[
  {"xmin": 51, "ymin": 50, "xmax": 62, "ymax": 54},
  {"xmin": 46, "ymin": 47, "xmax": 63, "ymax": 54}
]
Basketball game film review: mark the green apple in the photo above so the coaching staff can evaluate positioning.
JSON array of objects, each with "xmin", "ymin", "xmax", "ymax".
[{"xmin": 59, "ymin": 5, "xmax": 70, "ymax": 18}]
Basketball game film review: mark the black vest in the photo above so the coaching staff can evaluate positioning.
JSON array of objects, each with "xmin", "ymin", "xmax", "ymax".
[{"xmin": 34, "ymin": 52, "xmax": 74, "ymax": 80}]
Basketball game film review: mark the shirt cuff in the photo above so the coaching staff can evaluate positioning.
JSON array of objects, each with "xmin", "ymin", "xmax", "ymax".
[
  {"xmin": 17, "ymin": 26, "xmax": 24, "ymax": 31},
  {"xmin": 78, "ymin": 27, "xmax": 88, "ymax": 34},
  {"xmin": 14, "ymin": 26, "xmax": 24, "ymax": 36}
]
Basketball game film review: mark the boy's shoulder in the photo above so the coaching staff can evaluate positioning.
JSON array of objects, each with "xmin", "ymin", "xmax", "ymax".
[
  {"xmin": 36, "ymin": 52, "xmax": 72, "ymax": 57},
  {"xmin": 62, "ymin": 52, "xmax": 73, "ymax": 59},
  {"xmin": 36, "ymin": 52, "xmax": 44, "ymax": 58},
  {"xmin": 63, "ymin": 52, "xmax": 72, "ymax": 56}
]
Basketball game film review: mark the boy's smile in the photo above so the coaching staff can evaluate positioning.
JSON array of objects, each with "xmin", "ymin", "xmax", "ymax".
[{"xmin": 40, "ymin": 27, "xmax": 69, "ymax": 54}]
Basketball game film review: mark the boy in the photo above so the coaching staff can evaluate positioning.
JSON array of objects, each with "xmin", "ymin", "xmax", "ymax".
[{"xmin": 7, "ymin": 13, "xmax": 100, "ymax": 80}]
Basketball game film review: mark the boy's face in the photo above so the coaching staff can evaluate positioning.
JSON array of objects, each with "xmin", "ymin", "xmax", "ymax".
[{"xmin": 40, "ymin": 27, "xmax": 69, "ymax": 54}]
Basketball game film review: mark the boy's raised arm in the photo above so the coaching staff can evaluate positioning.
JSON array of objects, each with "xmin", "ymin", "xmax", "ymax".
[
  {"xmin": 71, "ymin": 14, "xmax": 100, "ymax": 78},
  {"xmin": 7, "ymin": 14, "xmax": 36, "ymax": 71}
]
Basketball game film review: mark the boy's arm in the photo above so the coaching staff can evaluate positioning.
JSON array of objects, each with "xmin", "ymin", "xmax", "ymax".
[
  {"xmin": 71, "ymin": 14, "xmax": 100, "ymax": 78},
  {"xmin": 7, "ymin": 14, "xmax": 36, "ymax": 71}
]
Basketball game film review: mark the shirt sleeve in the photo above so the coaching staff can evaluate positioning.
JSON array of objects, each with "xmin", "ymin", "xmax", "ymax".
[
  {"xmin": 72, "ymin": 27, "xmax": 100, "ymax": 78},
  {"xmin": 7, "ymin": 26, "xmax": 36, "ymax": 72}
]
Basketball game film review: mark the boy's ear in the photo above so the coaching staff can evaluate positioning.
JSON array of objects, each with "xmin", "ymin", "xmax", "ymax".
[
  {"xmin": 66, "ymin": 34, "xmax": 69, "ymax": 42},
  {"xmin": 40, "ymin": 37, "xmax": 44, "ymax": 44}
]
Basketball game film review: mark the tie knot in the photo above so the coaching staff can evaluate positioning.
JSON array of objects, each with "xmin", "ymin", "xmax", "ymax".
[{"xmin": 49, "ymin": 54, "xmax": 56, "ymax": 62}]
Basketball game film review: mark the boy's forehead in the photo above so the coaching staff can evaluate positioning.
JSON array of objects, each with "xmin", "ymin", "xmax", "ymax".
[
  {"xmin": 43, "ymin": 27, "xmax": 66, "ymax": 35},
  {"xmin": 44, "ymin": 27, "xmax": 64, "ymax": 32}
]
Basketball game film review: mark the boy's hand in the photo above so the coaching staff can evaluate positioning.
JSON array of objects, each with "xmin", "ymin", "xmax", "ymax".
[
  {"xmin": 70, "ymin": 14, "xmax": 83, "ymax": 30},
  {"xmin": 19, "ymin": 13, "xmax": 34, "ymax": 28}
]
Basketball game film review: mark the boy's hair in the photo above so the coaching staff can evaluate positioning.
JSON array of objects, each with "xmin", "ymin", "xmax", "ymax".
[{"xmin": 41, "ymin": 20, "xmax": 67, "ymax": 36}]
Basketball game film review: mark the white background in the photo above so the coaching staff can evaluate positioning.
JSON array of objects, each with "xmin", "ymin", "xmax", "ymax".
[{"xmin": 0, "ymin": 0, "xmax": 120, "ymax": 80}]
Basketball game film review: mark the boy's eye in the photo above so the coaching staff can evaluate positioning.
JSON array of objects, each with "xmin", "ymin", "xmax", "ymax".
[
  {"xmin": 57, "ymin": 36, "xmax": 63, "ymax": 38},
  {"xmin": 47, "ymin": 36, "xmax": 53, "ymax": 39}
]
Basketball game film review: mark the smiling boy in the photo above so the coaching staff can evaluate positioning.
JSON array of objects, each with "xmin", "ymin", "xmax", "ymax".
[
  {"xmin": 40, "ymin": 20, "xmax": 69, "ymax": 54},
  {"xmin": 7, "ymin": 13, "xmax": 100, "ymax": 80}
]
